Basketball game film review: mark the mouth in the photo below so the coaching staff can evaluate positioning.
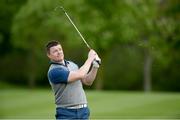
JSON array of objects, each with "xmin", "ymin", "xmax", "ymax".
[{"xmin": 57, "ymin": 54, "xmax": 63, "ymax": 58}]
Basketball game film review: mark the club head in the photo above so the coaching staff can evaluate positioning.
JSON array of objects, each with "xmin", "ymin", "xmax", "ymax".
[
  {"xmin": 54, "ymin": 6, "xmax": 66, "ymax": 13},
  {"xmin": 60, "ymin": 6, "xmax": 65, "ymax": 13}
]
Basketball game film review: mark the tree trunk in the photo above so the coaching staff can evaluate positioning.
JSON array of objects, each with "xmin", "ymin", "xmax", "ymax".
[
  {"xmin": 27, "ymin": 51, "xmax": 36, "ymax": 88},
  {"xmin": 28, "ymin": 75, "xmax": 35, "ymax": 88},
  {"xmin": 143, "ymin": 48, "xmax": 152, "ymax": 92}
]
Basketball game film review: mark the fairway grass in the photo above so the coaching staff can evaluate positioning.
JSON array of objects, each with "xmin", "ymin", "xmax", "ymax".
[{"xmin": 0, "ymin": 88, "xmax": 180, "ymax": 119}]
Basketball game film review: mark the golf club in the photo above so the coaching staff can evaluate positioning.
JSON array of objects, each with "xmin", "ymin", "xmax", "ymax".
[
  {"xmin": 55, "ymin": 6, "xmax": 91, "ymax": 49},
  {"xmin": 54, "ymin": 6, "xmax": 101, "ymax": 65}
]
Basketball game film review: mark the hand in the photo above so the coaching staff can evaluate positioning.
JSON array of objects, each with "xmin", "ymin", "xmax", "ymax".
[{"xmin": 88, "ymin": 49, "xmax": 97, "ymax": 60}]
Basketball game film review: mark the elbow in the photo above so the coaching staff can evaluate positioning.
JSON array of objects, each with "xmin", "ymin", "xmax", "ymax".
[
  {"xmin": 82, "ymin": 77, "xmax": 94, "ymax": 86},
  {"xmin": 79, "ymin": 73, "xmax": 86, "ymax": 80},
  {"xmin": 86, "ymin": 80, "xmax": 93, "ymax": 86},
  {"xmin": 79, "ymin": 70, "xmax": 87, "ymax": 79},
  {"xmin": 84, "ymin": 81, "xmax": 93, "ymax": 86}
]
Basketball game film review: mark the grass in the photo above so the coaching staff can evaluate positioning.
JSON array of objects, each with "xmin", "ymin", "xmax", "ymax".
[{"xmin": 0, "ymin": 88, "xmax": 180, "ymax": 119}]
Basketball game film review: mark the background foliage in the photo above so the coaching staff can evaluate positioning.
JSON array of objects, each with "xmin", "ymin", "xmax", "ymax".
[{"xmin": 0, "ymin": 0, "xmax": 180, "ymax": 91}]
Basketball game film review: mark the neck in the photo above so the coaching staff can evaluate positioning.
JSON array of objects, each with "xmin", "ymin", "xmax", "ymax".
[
  {"xmin": 52, "ymin": 60, "xmax": 65, "ymax": 65},
  {"xmin": 61, "ymin": 60, "xmax": 65, "ymax": 65}
]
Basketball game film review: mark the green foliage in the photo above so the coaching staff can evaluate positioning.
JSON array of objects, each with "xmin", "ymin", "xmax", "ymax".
[
  {"xmin": 0, "ymin": 0, "xmax": 179, "ymax": 90},
  {"xmin": 104, "ymin": 45, "xmax": 144, "ymax": 90},
  {"xmin": 0, "ymin": 0, "xmax": 27, "ymax": 54}
]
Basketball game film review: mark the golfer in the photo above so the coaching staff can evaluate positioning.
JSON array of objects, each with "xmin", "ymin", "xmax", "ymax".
[{"xmin": 46, "ymin": 40, "xmax": 100, "ymax": 119}]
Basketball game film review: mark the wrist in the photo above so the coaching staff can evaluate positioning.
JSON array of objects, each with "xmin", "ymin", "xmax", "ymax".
[
  {"xmin": 93, "ymin": 65, "xmax": 99, "ymax": 69},
  {"xmin": 92, "ymin": 60, "xmax": 99, "ymax": 68},
  {"xmin": 88, "ymin": 57, "xmax": 95, "ymax": 62}
]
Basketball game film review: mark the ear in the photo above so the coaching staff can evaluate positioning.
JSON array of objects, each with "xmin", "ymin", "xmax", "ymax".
[{"xmin": 47, "ymin": 53, "xmax": 51, "ymax": 58}]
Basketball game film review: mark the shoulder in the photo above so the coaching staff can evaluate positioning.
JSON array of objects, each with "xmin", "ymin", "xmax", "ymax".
[
  {"xmin": 48, "ymin": 64, "xmax": 70, "ymax": 84},
  {"xmin": 48, "ymin": 64, "xmax": 65, "ymax": 72},
  {"xmin": 67, "ymin": 60, "xmax": 79, "ymax": 69}
]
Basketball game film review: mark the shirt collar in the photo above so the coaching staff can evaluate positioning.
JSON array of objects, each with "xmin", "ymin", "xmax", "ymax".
[{"xmin": 50, "ymin": 60, "xmax": 69, "ymax": 67}]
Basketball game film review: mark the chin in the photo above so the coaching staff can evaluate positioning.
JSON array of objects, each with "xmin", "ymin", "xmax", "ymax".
[{"xmin": 58, "ymin": 58, "xmax": 64, "ymax": 62}]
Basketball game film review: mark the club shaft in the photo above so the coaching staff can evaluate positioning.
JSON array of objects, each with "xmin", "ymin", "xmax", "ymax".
[{"xmin": 60, "ymin": 7, "xmax": 91, "ymax": 49}]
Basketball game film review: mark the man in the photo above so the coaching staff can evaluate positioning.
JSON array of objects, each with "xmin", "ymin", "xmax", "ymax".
[{"xmin": 46, "ymin": 40, "xmax": 100, "ymax": 119}]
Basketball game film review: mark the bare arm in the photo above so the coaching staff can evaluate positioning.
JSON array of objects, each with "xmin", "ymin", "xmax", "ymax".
[
  {"xmin": 67, "ymin": 49, "xmax": 96, "ymax": 82},
  {"xmin": 82, "ymin": 56, "xmax": 101, "ymax": 86},
  {"xmin": 82, "ymin": 66, "xmax": 98, "ymax": 86}
]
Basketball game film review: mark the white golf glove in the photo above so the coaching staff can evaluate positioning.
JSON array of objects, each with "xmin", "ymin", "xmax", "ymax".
[
  {"xmin": 93, "ymin": 55, "xmax": 101, "ymax": 68},
  {"xmin": 93, "ymin": 60, "xmax": 100, "ymax": 68}
]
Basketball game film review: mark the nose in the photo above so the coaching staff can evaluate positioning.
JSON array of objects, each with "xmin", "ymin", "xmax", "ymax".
[{"xmin": 58, "ymin": 50, "xmax": 63, "ymax": 54}]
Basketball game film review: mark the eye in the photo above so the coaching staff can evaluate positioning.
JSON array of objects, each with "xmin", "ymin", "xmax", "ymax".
[{"xmin": 52, "ymin": 49, "xmax": 58, "ymax": 54}]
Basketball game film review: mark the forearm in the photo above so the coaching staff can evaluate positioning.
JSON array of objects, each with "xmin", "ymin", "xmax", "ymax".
[
  {"xmin": 67, "ymin": 58, "xmax": 94, "ymax": 82},
  {"xmin": 82, "ymin": 67, "xmax": 98, "ymax": 86},
  {"xmin": 78, "ymin": 57, "xmax": 94, "ymax": 78},
  {"xmin": 67, "ymin": 49, "xmax": 98, "ymax": 82}
]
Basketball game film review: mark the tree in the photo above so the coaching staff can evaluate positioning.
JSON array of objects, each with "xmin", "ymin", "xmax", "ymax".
[
  {"xmin": 85, "ymin": 0, "xmax": 179, "ymax": 91},
  {"xmin": 0, "ymin": 0, "xmax": 27, "ymax": 55},
  {"xmin": 11, "ymin": 0, "xmax": 91, "ymax": 87},
  {"xmin": 152, "ymin": 0, "xmax": 180, "ymax": 91},
  {"xmin": 11, "ymin": 0, "xmax": 180, "ymax": 91},
  {"xmin": 0, "ymin": 0, "xmax": 27, "ymax": 85},
  {"xmin": 84, "ymin": 0, "xmax": 155, "ymax": 90}
]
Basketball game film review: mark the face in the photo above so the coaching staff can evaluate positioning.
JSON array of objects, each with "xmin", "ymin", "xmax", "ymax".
[{"xmin": 47, "ymin": 44, "xmax": 64, "ymax": 62}]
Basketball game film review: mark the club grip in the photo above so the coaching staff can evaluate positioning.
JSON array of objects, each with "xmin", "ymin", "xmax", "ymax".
[{"xmin": 95, "ymin": 60, "xmax": 101, "ymax": 65}]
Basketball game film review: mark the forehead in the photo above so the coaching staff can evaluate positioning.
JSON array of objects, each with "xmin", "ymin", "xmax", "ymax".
[{"xmin": 50, "ymin": 44, "xmax": 62, "ymax": 51}]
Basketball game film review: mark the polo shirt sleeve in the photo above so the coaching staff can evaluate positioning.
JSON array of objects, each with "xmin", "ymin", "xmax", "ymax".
[{"xmin": 48, "ymin": 67, "xmax": 70, "ymax": 84}]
